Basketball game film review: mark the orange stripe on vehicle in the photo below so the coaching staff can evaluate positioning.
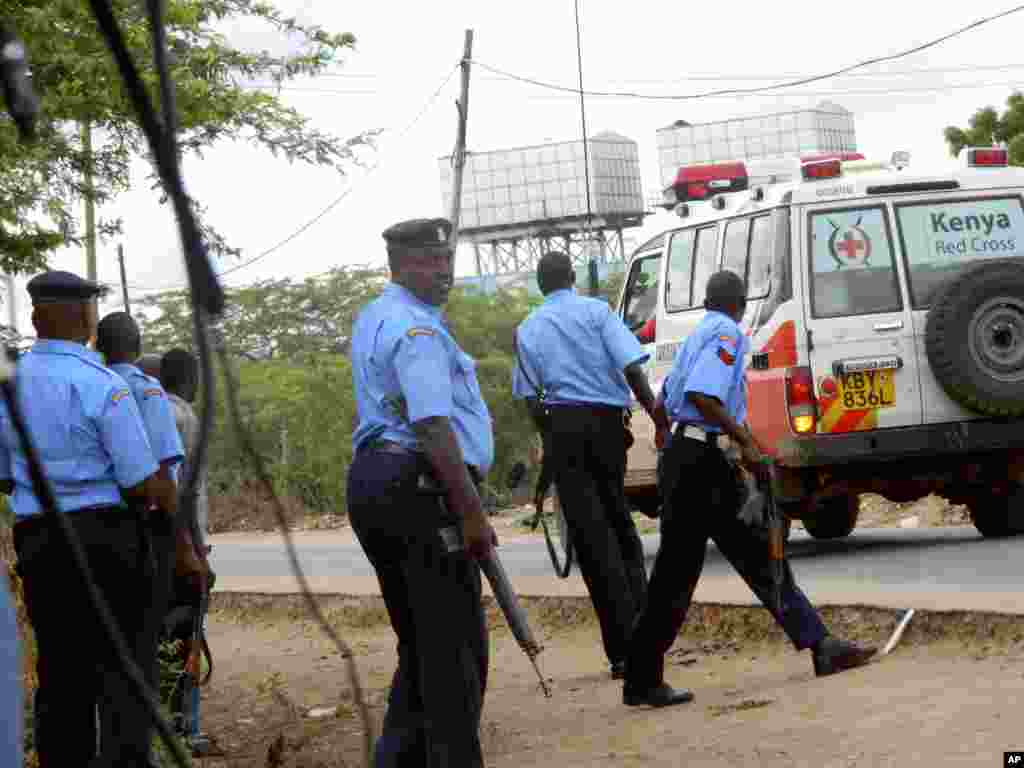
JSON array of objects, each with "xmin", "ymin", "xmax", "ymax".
[
  {"xmin": 832, "ymin": 409, "xmax": 869, "ymax": 434},
  {"xmin": 758, "ymin": 320, "xmax": 797, "ymax": 368}
]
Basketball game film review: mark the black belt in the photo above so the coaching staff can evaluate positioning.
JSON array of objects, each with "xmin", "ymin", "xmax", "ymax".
[
  {"xmin": 365, "ymin": 439, "xmax": 482, "ymax": 485},
  {"xmin": 674, "ymin": 423, "xmax": 721, "ymax": 444},
  {"xmin": 13, "ymin": 504, "xmax": 130, "ymax": 536}
]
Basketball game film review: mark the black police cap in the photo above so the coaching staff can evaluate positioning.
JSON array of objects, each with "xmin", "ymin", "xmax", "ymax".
[
  {"xmin": 704, "ymin": 270, "xmax": 747, "ymax": 306},
  {"xmin": 382, "ymin": 218, "xmax": 452, "ymax": 249},
  {"xmin": 26, "ymin": 270, "xmax": 103, "ymax": 305}
]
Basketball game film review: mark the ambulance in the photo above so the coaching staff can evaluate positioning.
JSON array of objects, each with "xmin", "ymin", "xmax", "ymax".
[{"xmin": 617, "ymin": 148, "xmax": 1024, "ymax": 539}]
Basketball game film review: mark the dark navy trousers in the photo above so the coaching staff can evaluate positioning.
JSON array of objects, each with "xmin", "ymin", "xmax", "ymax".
[
  {"xmin": 547, "ymin": 405, "xmax": 647, "ymax": 666},
  {"xmin": 627, "ymin": 431, "xmax": 827, "ymax": 688},
  {"xmin": 347, "ymin": 448, "xmax": 488, "ymax": 768}
]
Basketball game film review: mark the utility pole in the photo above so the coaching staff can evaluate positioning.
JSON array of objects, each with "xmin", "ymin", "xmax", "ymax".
[
  {"xmin": 573, "ymin": 0, "xmax": 599, "ymax": 297},
  {"xmin": 117, "ymin": 244, "xmax": 130, "ymax": 316},
  {"xmin": 81, "ymin": 121, "xmax": 97, "ymax": 282},
  {"xmin": 448, "ymin": 29, "xmax": 474, "ymax": 251}
]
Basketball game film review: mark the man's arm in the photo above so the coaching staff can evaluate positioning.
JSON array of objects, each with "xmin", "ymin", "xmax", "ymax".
[
  {"xmin": 688, "ymin": 394, "xmax": 767, "ymax": 478},
  {"xmin": 624, "ymin": 363, "xmax": 670, "ymax": 435},
  {"xmin": 395, "ymin": 326, "xmax": 496, "ymax": 558},
  {"xmin": 412, "ymin": 416, "xmax": 495, "ymax": 558},
  {"xmin": 100, "ymin": 385, "xmax": 205, "ymax": 581}
]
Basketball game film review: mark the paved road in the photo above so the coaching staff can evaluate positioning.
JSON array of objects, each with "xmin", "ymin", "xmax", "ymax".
[{"xmin": 208, "ymin": 526, "xmax": 1024, "ymax": 613}]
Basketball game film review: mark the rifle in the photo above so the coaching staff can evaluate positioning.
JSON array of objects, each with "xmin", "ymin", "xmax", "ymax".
[
  {"xmin": 438, "ymin": 524, "xmax": 551, "ymax": 698},
  {"xmin": 176, "ymin": 565, "xmax": 214, "ymax": 755},
  {"xmin": 513, "ymin": 334, "xmax": 575, "ymax": 579}
]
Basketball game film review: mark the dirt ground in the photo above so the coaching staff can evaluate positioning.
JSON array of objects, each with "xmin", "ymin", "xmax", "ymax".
[
  {"xmin": 209, "ymin": 488, "xmax": 974, "ymax": 538},
  {"xmin": 191, "ymin": 596, "xmax": 1024, "ymax": 768}
]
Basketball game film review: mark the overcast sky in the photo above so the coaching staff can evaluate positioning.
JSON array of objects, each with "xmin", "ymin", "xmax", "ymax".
[{"xmin": 6, "ymin": 0, "xmax": 1024, "ymax": 333}]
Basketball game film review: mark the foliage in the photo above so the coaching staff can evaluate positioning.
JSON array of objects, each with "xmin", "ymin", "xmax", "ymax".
[
  {"xmin": 138, "ymin": 269, "xmax": 628, "ymax": 516},
  {"xmin": 137, "ymin": 265, "xmax": 389, "ymax": 358},
  {"xmin": 1, "ymin": 0, "xmax": 373, "ymax": 272},
  {"xmin": 598, "ymin": 271, "xmax": 626, "ymax": 309},
  {"xmin": 944, "ymin": 92, "xmax": 1024, "ymax": 165}
]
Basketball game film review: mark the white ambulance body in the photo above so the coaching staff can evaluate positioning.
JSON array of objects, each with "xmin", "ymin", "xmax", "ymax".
[{"xmin": 617, "ymin": 149, "xmax": 1024, "ymax": 538}]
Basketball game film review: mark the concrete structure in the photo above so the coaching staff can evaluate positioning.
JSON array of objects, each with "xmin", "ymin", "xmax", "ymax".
[
  {"xmin": 656, "ymin": 101, "xmax": 857, "ymax": 188},
  {"xmin": 440, "ymin": 132, "xmax": 650, "ymax": 279}
]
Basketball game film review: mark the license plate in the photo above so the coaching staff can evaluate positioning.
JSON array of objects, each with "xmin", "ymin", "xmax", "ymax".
[{"xmin": 837, "ymin": 369, "xmax": 895, "ymax": 410}]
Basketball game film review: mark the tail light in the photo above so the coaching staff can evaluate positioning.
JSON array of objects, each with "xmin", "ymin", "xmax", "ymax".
[{"xmin": 785, "ymin": 366, "xmax": 818, "ymax": 434}]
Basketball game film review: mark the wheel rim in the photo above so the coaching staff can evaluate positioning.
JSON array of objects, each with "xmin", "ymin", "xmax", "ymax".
[{"xmin": 968, "ymin": 296, "xmax": 1024, "ymax": 384}]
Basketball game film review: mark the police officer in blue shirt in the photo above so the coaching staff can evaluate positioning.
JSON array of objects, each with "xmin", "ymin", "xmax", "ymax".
[
  {"xmin": 348, "ymin": 218, "xmax": 496, "ymax": 768},
  {"xmin": 513, "ymin": 250, "xmax": 669, "ymax": 680},
  {"xmin": 0, "ymin": 270, "xmax": 181, "ymax": 767},
  {"xmin": 96, "ymin": 311, "xmax": 199, "ymax": 760},
  {"xmin": 623, "ymin": 271, "xmax": 876, "ymax": 708}
]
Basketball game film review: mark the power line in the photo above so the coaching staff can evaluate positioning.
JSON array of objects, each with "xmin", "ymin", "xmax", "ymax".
[
  {"xmin": 309, "ymin": 61, "xmax": 1024, "ymax": 84},
  {"xmin": 471, "ymin": 4, "xmax": 1024, "ymax": 101},
  {"xmin": 472, "ymin": 78, "xmax": 1024, "ymax": 101},
  {"xmin": 242, "ymin": 77, "xmax": 1024, "ymax": 100},
  {"xmin": 130, "ymin": 64, "xmax": 459, "ymax": 292}
]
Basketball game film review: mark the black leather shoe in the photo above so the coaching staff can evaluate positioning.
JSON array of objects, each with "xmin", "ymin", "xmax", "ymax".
[
  {"xmin": 610, "ymin": 661, "xmax": 626, "ymax": 680},
  {"xmin": 623, "ymin": 683, "xmax": 695, "ymax": 708},
  {"xmin": 812, "ymin": 636, "xmax": 877, "ymax": 677}
]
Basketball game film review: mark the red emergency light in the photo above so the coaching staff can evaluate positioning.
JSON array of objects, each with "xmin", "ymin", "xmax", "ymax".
[
  {"xmin": 668, "ymin": 162, "xmax": 749, "ymax": 203},
  {"xmin": 966, "ymin": 147, "xmax": 1009, "ymax": 168},
  {"xmin": 799, "ymin": 152, "xmax": 865, "ymax": 164},
  {"xmin": 801, "ymin": 158, "xmax": 842, "ymax": 181}
]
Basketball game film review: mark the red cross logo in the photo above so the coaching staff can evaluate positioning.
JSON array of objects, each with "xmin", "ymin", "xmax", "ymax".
[
  {"xmin": 827, "ymin": 223, "xmax": 872, "ymax": 268},
  {"xmin": 837, "ymin": 232, "xmax": 865, "ymax": 260}
]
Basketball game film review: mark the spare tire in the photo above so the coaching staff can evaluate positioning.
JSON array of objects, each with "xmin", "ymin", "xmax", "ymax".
[{"xmin": 925, "ymin": 260, "xmax": 1024, "ymax": 417}]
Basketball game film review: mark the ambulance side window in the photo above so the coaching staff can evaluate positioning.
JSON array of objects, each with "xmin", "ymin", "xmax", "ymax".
[
  {"xmin": 665, "ymin": 229, "xmax": 696, "ymax": 312},
  {"xmin": 622, "ymin": 254, "xmax": 661, "ymax": 343},
  {"xmin": 747, "ymin": 214, "xmax": 773, "ymax": 299},
  {"xmin": 690, "ymin": 225, "xmax": 721, "ymax": 307},
  {"xmin": 722, "ymin": 218, "xmax": 751, "ymax": 285}
]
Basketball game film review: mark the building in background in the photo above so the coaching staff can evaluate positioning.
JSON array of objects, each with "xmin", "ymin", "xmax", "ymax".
[
  {"xmin": 440, "ymin": 131, "xmax": 650, "ymax": 292},
  {"xmin": 656, "ymin": 101, "xmax": 857, "ymax": 189}
]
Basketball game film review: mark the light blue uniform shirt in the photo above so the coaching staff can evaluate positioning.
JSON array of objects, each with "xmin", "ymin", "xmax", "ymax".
[
  {"xmin": 512, "ymin": 288, "xmax": 649, "ymax": 407},
  {"xmin": 0, "ymin": 573, "xmax": 20, "ymax": 768},
  {"xmin": 110, "ymin": 363, "xmax": 184, "ymax": 470},
  {"xmin": 351, "ymin": 284, "xmax": 495, "ymax": 474},
  {"xmin": 0, "ymin": 340, "xmax": 159, "ymax": 519},
  {"xmin": 662, "ymin": 311, "xmax": 750, "ymax": 432}
]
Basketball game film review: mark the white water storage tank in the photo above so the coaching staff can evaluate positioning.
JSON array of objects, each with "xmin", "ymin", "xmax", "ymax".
[
  {"xmin": 656, "ymin": 101, "xmax": 857, "ymax": 188},
  {"xmin": 439, "ymin": 131, "xmax": 644, "ymax": 233}
]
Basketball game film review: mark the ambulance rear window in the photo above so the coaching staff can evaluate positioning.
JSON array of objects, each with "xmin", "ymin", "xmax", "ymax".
[{"xmin": 808, "ymin": 205, "xmax": 903, "ymax": 318}]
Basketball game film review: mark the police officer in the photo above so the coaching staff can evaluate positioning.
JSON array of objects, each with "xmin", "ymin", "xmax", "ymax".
[
  {"xmin": 348, "ymin": 218, "xmax": 496, "ymax": 768},
  {"xmin": 623, "ymin": 271, "xmax": 876, "ymax": 708},
  {"xmin": 0, "ymin": 271, "xmax": 180, "ymax": 766},
  {"xmin": 96, "ymin": 311, "xmax": 196, "ymax": 758},
  {"xmin": 512, "ymin": 250, "xmax": 669, "ymax": 679}
]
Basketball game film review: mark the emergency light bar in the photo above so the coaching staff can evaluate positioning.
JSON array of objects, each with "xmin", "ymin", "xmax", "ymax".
[
  {"xmin": 800, "ymin": 152, "xmax": 865, "ymax": 164},
  {"xmin": 965, "ymin": 147, "xmax": 1009, "ymax": 168},
  {"xmin": 667, "ymin": 161, "xmax": 749, "ymax": 203},
  {"xmin": 801, "ymin": 158, "xmax": 842, "ymax": 181}
]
